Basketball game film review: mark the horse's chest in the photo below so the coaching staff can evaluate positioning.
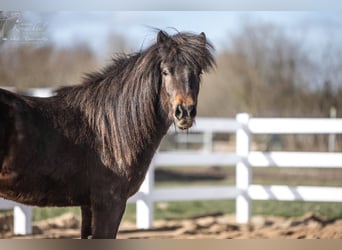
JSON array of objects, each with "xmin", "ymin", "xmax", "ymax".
[{"xmin": 126, "ymin": 167, "xmax": 149, "ymax": 197}]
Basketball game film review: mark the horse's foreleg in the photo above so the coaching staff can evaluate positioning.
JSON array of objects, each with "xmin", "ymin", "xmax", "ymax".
[
  {"xmin": 91, "ymin": 196, "xmax": 126, "ymax": 239},
  {"xmin": 81, "ymin": 205, "xmax": 92, "ymax": 239}
]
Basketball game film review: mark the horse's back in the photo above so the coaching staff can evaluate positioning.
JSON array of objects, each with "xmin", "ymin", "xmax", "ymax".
[
  {"xmin": 0, "ymin": 89, "xmax": 33, "ymax": 132},
  {"xmin": 0, "ymin": 88, "xmax": 33, "ymax": 148},
  {"xmin": 0, "ymin": 88, "xmax": 27, "ymax": 106}
]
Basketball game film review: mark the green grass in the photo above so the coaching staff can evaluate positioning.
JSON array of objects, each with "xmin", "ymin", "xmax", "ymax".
[
  {"xmin": 121, "ymin": 200, "xmax": 342, "ymax": 222},
  {"xmin": 33, "ymin": 207, "xmax": 81, "ymax": 222},
  {"xmin": 252, "ymin": 200, "xmax": 342, "ymax": 219}
]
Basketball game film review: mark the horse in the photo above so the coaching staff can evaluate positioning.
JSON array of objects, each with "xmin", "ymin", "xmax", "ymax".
[{"xmin": 0, "ymin": 30, "xmax": 215, "ymax": 238}]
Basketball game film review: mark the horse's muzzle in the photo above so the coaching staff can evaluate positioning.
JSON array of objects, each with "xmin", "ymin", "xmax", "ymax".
[{"xmin": 174, "ymin": 104, "xmax": 196, "ymax": 129}]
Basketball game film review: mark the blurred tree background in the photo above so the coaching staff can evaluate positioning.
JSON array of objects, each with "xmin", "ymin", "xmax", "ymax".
[
  {"xmin": 198, "ymin": 22, "xmax": 342, "ymax": 118},
  {"xmin": 1, "ymin": 13, "xmax": 342, "ymax": 119}
]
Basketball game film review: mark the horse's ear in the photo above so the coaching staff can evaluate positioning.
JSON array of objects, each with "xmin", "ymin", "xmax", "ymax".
[
  {"xmin": 157, "ymin": 31, "xmax": 168, "ymax": 44},
  {"xmin": 199, "ymin": 32, "xmax": 207, "ymax": 46}
]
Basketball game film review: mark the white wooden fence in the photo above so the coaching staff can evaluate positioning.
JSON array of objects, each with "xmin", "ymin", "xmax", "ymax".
[
  {"xmin": 129, "ymin": 113, "xmax": 342, "ymax": 229},
  {"xmin": 1, "ymin": 87, "xmax": 342, "ymax": 234}
]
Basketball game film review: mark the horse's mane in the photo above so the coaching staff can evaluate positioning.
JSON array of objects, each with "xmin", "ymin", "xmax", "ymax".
[{"xmin": 57, "ymin": 31, "xmax": 215, "ymax": 172}]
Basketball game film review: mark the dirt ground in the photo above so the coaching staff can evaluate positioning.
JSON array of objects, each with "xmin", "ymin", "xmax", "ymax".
[{"xmin": 0, "ymin": 212, "xmax": 341, "ymax": 239}]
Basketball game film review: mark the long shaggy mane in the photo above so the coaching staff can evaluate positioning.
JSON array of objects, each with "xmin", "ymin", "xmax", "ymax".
[{"xmin": 57, "ymin": 31, "xmax": 215, "ymax": 171}]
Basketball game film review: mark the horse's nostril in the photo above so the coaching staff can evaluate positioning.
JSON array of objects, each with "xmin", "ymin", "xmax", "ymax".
[
  {"xmin": 175, "ymin": 104, "xmax": 184, "ymax": 120},
  {"xmin": 175, "ymin": 104, "xmax": 196, "ymax": 120},
  {"xmin": 188, "ymin": 105, "xmax": 196, "ymax": 117}
]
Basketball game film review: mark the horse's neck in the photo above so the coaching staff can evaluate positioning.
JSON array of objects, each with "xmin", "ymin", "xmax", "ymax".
[
  {"xmin": 59, "ymin": 68, "xmax": 172, "ymax": 171},
  {"xmin": 125, "ymin": 112, "xmax": 170, "ymax": 195}
]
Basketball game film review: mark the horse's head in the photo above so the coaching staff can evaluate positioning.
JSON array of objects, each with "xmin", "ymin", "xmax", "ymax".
[{"xmin": 157, "ymin": 31, "xmax": 215, "ymax": 130}]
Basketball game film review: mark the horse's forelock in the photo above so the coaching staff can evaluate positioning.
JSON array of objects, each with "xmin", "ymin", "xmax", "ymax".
[{"xmin": 156, "ymin": 32, "xmax": 215, "ymax": 72}]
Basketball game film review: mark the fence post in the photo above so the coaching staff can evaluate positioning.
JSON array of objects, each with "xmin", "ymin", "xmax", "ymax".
[
  {"xmin": 203, "ymin": 131, "xmax": 213, "ymax": 152},
  {"xmin": 329, "ymin": 106, "xmax": 337, "ymax": 152},
  {"xmin": 13, "ymin": 205, "xmax": 32, "ymax": 235},
  {"xmin": 235, "ymin": 113, "xmax": 252, "ymax": 223},
  {"xmin": 136, "ymin": 160, "xmax": 155, "ymax": 229}
]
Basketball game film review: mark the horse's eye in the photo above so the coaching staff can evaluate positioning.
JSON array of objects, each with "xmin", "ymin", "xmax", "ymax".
[{"xmin": 162, "ymin": 70, "xmax": 169, "ymax": 76}]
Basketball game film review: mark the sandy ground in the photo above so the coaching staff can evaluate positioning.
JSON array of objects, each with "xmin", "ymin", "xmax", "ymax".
[{"xmin": 1, "ymin": 212, "xmax": 341, "ymax": 239}]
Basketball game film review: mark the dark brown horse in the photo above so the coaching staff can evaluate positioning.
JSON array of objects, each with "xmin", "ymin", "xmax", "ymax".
[{"xmin": 0, "ymin": 30, "xmax": 215, "ymax": 238}]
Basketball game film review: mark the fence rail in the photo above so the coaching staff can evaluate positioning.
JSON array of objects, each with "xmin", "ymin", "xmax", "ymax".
[
  {"xmin": 1, "ymin": 87, "xmax": 342, "ymax": 234},
  {"xmin": 130, "ymin": 113, "xmax": 342, "ymax": 228},
  {"xmin": 249, "ymin": 152, "xmax": 342, "ymax": 168}
]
